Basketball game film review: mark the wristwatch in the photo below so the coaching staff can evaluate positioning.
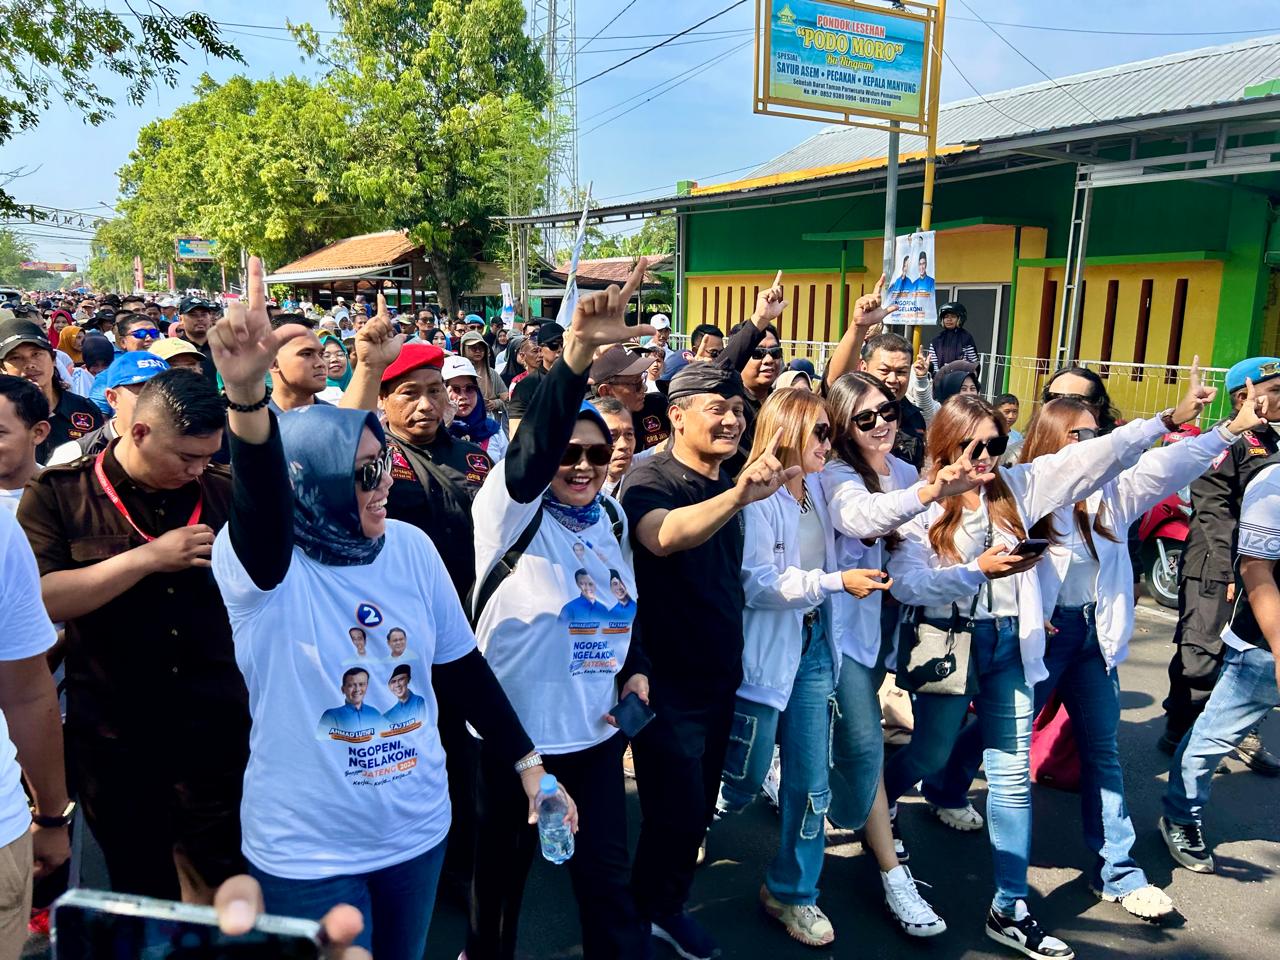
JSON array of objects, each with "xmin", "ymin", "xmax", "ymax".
[
  {"xmin": 32, "ymin": 800, "xmax": 76, "ymax": 829},
  {"xmin": 1159, "ymin": 408, "xmax": 1179, "ymax": 433},
  {"xmin": 514, "ymin": 753, "xmax": 544, "ymax": 774}
]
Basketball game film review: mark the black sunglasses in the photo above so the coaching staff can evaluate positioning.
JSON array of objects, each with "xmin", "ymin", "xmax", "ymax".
[
  {"xmin": 751, "ymin": 346, "xmax": 785, "ymax": 361},
  {"xmin": 355, "ymin": 449, "xmax": 394, "ymax": 492},
  {"xmin": 560, "ymin": 442, "xmax": 612, "ymax": 467},
  {"xmin": 957, "ymin": 435, "xmax": 1010, "ymax": 459},
  {"xmin": 1067, "ymin": 427, "xmax": 1099, "ymax": 442},
  {"xmin": 704, "ymin": 347, "xmax": 723, "ymax": 359},
  {"xmin": 813, "ymin": 422, "xmax": 832, "ymax": 443},
  {"xmin": 1046, "ymin": 390, "xmax": 1100, "ymax": 406},
  {"xmin": 852, "ymin": 400, "xmax": 900, "ymax": 432}
]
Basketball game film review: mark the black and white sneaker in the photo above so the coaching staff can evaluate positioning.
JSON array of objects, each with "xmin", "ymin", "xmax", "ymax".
[
  {"xmin": 1159, "ymin": 816, "xmax": 1215, "ymax": 873},
  {"xmin": 889, "ymin": 810, "xmax": 910, "ymax": 864},
  {"xmin": 651, "ymin": 912, "xmax": 721, "ymax": 960},
  {"xmin": 985, "ymin": 900, "xmax": 1074, "ymax": 960}
]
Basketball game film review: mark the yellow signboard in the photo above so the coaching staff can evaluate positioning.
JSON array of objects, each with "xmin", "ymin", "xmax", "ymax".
[{"xmin": 754, "ymin": 0, "xmax": 941, "ymax": 136}]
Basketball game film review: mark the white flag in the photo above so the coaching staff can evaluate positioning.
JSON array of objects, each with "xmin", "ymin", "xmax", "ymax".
[{"xmin": 556, "ymin": 186, "xmax": 592, "ymax": 328}]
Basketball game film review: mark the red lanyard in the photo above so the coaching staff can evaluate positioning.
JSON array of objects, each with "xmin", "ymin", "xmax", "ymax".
[{"xmin": 93, "ymin": 449, "xmax": 203, "ymax": 543}]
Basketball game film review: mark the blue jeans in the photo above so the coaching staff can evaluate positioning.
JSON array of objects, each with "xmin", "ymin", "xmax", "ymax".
[
  {"xmin": 1164, "ymin": 643, "xmax": 1280, "ymax": 825},
  {"xmin": 884, "ymin": 617, "xmax": 1033, "ymax": 914},
  {"xmin": 828, "ymin": 653, "xmax": 886, "ymax": 833},
  {"xmin": 249, "ymin": 841, "xmax": 446, "ymax": 960},
  {"xmin": 1037, "ymin": 605, "xmax": 1147, "ymax": 897},
  {"xmin": 720, "ymin": 616, "xmax": 836, "ymax": 904}
]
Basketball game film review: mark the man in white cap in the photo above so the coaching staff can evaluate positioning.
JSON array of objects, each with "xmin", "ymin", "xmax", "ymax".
[{"xmin": 649, "ymin": 314, "xmax": 672, "ymax": 356}]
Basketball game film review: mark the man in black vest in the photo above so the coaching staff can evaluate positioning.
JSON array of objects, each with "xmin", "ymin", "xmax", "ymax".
[
  {"xmin": 1161, "ymin": 357, "xmax": 1280, "ymax": 775},
  {"xmin": 1160, "ymin": 380, "xmax": 1280, "ymax": 874}
]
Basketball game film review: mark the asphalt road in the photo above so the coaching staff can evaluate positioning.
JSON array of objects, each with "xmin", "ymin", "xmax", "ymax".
[{"xmin": 425, "ymin": 598, "xmax": 1280, "ymax": 960}]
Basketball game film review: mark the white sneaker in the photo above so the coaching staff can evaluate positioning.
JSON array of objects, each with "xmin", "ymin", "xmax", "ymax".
[
  {"xmin": 1094, "ymin": 884, "xmax": 1175, "ymax": 920},
  {"xmin": 762, "ymin": 747, "xmax": 781, "ymax": 810},
  {"xmin": 928, "ymin": 801, "xmax": 984, "ymax": 831},
  {"xmin": 881, "ymin": 865, "xmax": 946, "ymax": 937}
]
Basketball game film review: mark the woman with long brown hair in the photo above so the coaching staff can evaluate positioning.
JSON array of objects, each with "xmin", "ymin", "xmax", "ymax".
[
  {"xmin": 885, "ymin": 384, "xmax": 1213, "ymax": 960},
  {"xmin": 1020, "ymin": 382, "xmax": 1266, "ymax": 921},
  {"xmin": 716, "ymin": 387, "xmax": 890, "ymax": 947}
]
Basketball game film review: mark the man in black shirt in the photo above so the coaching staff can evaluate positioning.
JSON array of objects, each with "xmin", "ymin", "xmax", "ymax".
[
  {"xmin": 0, "ymin": 317, "xmax": 103, "ymax": 464},
  {"xmin": 508, "ymin": 320, "xmax": 564, "ymax": 434},
  {"xmin": 177, "ymin": 297, "xmax": 220, "ymax": 382},
  {"xmin": 17, "ymin": 370, "xmax": 249, "ymax": 903},
  {"xmin": 623, "ymin": 361, "xmax": 799, "ymax": 960},
  {"xmin": 1161, "ymin": 358, "xmax": 1280, "ymax": 773}
]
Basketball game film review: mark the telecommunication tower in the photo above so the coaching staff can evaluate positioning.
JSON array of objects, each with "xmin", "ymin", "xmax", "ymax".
[{"xmin": 527, "ymin": 0, "xmax": 579, "ymax": 261}]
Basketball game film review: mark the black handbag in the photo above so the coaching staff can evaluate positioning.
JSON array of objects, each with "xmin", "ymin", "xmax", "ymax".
[{"xmin": 896, "ymin": 595, "xmax": 980, "ymax": 696}]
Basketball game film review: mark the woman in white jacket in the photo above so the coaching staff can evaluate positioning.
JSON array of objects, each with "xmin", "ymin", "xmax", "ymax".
[
  {"xmin": 885, "ymin": 386, "xmax": 1211, "ymax": 960},
  {"xmin": 716, "ymin": 388, "xmax": 894, "ymax": 947},
  {"xmin": 1019, "ymin": 384, "xmax": 1266, "ymax": 922}
]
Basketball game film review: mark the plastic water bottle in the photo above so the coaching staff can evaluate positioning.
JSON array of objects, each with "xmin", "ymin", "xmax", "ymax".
[{"xmin": 536, "ymin": 773, "xmax": 574, "ymax": 864}]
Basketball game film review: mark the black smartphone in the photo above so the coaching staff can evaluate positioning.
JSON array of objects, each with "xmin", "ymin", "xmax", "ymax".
[
  {"xmin": 610, "ymin": 691, "xmax": 656, "ymax": 739},
  {"xmin": 53, "ymin": 889, "xmax": 324, "ymax": 959},
  {"xmin": 1011, "ymin": 538, "xmax": 1050, "ymax": 560}
]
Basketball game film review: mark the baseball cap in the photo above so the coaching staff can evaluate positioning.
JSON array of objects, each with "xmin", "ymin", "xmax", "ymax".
[
  {"xmin": 1225, "ymin": 357, "xmax": 1280, "ymax": 394},
  {"xmin": 380, "ymin": 343, "xmax": 446, "ymax": 385},
  {"xmin": 442, "ymin": 355, "xmax": 479, "ymax": 381},
  {"xmin": 535, "ymin": 320, "xmax": 565, "ymax": 348},
  {"xmin": 149, "ymin": 337, "xmax": 203, "ymax": 363},
  {"xmin": 104, "ymin": 351, "xmax": 170, "ymax": 389},
  {"xmin": 0, "ymin": 318, "xmax": 53, "ymax": 359},
  {"xmin": 458, "ymin": 331, "xmax": 488, "ymax": 351},
  {"xmin": 159, "ymin": 296, "xmax": 179, "ymax": 308},
  {"xmin": 649, "ymin": 314, "xmax": 671, "ymax": 330},
  {"xmin": 179, "ymin": 296, "xmax": 218, "ymax": 314},
  {"xmin": 590, "ymin": 345, "xmax": 650, "ymax": 383}
]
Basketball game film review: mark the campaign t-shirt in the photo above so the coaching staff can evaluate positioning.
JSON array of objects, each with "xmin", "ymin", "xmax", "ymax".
[
  {"xmin": 472, "ymin": 460, "xmax": 636, "ymax": 754},
  {"xmin": 623, "ymin": 451, "xmax": 745, "ymax": 695},
  {"xmin": 1225, "ymin": 463, "xmax": 1280, "ymax": 654},
  {"xmin": 0, "ymin": 510, "xmax": 57, "ymax": 846},
  {"xmin": 212, "ymin": 519, "xmax": 476, "ymax": 880}
]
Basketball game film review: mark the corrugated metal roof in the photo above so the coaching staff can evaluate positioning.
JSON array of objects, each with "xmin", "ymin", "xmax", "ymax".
[{"xmin": 748, "ymin": 33, "xmax": 1280, "ymax": 179}]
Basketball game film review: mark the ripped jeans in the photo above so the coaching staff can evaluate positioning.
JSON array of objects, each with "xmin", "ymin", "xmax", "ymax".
[{"xmin": 719, "ymin": 617, "xmax": 836, "ymax": 905}]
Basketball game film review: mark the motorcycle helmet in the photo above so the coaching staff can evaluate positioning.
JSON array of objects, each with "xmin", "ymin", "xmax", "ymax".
[{"xmin": 938, "ymin": 301, "xmax": 967, "ymax": 325}]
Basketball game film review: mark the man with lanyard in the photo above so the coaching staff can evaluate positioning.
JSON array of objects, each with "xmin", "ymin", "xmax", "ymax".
[
  {"xmin": 822, "ymin": 275, "xmax": 924, "ymax": 470},
  {"xmin": 1160, "ymin": 387, "xmax": 1280, "ymax": 873},
  {"xmin": 592, "ymin": 344, "xmax": 671, "ymax": 453},
  {"xmin": 0, "ymin": 317, "xmax": 103, "ymax": 465},
  {"xmin": 622, "ymin": 361, "xmax": 800, "ymax": 960},
  {"xmin": 508, "ymin": 320, "xmax": 565, "ymax": 436},
  {"xmin": 16, "ymin": 368, "xmax": 250, "ymax": 904},
  {"xmin": 177, "ymin": 296, "xmax": 220, "ymax": 383},
  {"xmin": 1161, "ymin": 357, "xmax": 1280, "ymax": 774},
  {"xmin": 47, "ymin": 352, "xmax": 169, "ymax": 466}
]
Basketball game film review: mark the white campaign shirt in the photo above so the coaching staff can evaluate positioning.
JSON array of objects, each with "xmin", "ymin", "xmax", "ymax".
[
  {"xmin": 0, "ymin": 510, "xmax": 57, "ymax": 846},
  {"xmin": 472, "ymin": 460, "xmax": 636, "ymax": 754},
  {"xmin": 1225, "ymin": 464, "xmax": 1280, "ymax": 653},
  {"xmin": 212, "ymin": 519, "xmax": 476, "ymax": 880}
]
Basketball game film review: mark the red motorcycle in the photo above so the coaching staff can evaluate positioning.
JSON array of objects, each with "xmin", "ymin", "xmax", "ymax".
[{"xmin": 1138, "ymin": 426, "xmax": 1199, "ymax": 608}]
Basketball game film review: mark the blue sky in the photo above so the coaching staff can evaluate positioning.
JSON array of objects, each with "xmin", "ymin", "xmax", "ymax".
[{"xmin": 5, "ymin": 0, "xmax": 1280, "ymax": 263}]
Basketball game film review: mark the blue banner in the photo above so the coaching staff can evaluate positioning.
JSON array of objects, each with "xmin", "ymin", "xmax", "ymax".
[{"xmin": 766, "ymin": 0, "xmax": 928, "ymax": 122}]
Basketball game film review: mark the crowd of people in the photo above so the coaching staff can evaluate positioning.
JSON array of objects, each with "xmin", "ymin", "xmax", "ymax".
[{"xmin": 0, "ymin": 261, "xmax": 1277, "ymax": 960}]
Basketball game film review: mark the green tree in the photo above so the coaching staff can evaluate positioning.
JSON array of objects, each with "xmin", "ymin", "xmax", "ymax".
[
  {"xmin": 0, "ymin": 226, "xmax": 54, "ymax": 286},
  {"xmin": 0, "ymin": 1, "xmax": 241, "ymax": 212},
  {"xmin": 300, "ymin": 0, "xmax": 552, "ymax": 311},
  {"xmin": 102, "ymin": 73, "xmax": 376, "ymax": 276}
]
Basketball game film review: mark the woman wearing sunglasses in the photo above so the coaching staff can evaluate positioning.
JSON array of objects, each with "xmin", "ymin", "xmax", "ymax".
[
  {"xmin": 884, "ymin": 381, "xmax": 1217, "ymax": 960},
  {"xmin": 714, "ymin": 387, "xmax": 890, "ymax": 947},
  {"xmin": 820, "ymin": 372, "xmax": 985, "ymax": 937},
  {"xmin": 465, "ymin": 262, "xmax": 655, "ymax": 960},
  {"xmin": 206, "ymin": 259, "xmax": 562, "ymax": 960},
  {"xmin": 1014, "ymin": 375, "xmax": 1267, "ymax": 922}
]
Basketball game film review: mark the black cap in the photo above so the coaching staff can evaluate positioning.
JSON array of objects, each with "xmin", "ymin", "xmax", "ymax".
[
  {"xmin": 0, "ymin": 318, "xmax": 53, "ymax": 359},
  {"xmin": 535, "ymin": 320, "xmax": 565, "ymax": 347},
  {"xmin": 179, "ymin": 296, "xmax": 219, "ymax": 314}
]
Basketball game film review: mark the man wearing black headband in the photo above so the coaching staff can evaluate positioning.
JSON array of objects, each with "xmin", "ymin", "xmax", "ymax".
[{"xmin": 622, "ymin": 359, "xmax": 801, "ymax": 960}]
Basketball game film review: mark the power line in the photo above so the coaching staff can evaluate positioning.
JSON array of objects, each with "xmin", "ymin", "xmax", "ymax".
[
  {"xmin": 570, "ymin": 0, "xmax": 749, "ymax": 91},
  {"xmin": 940, "ymin": 48, "xmax": 1041, "ymax": 131},
  {"xmin": 580, "ymin": 31, "xmax": 752, "ymax": 55},
  {"xmin": 582, "ymin": 33, "xmax": 748, "ymax": 122},
  {"xmin": 581, "ymin": 38, "xmax": 753, "ymax": 136},
  {"xmin": 577, "ymin": 0, "xmax": 641, "ymax": 54}
]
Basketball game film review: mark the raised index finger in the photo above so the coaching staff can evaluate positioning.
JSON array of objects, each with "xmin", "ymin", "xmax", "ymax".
[
  {"xmin": 873, "ymin": 272, "xmax": 887, "ymax": 298},
  {"xmin": 620, "ymin": 256, "xmax": 649, "ymax": 301},
  {"xmin": 376, "ymin": 292, "xmax": 387, "ymax": 317},
  {"xmin": 247, "ymin": 256, "xmax": 265, "ymax": 316},
  {"xmin": 771, "ymin": 269, "xmax": 783, "ymax": 290}
]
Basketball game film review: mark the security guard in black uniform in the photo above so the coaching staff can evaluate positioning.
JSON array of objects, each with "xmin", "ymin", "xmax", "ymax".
[{"xmin": 1161, "ymin": 356, "xmax": 1280, "ymax": 774}]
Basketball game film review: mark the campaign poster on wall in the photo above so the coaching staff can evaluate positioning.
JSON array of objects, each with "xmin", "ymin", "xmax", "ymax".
[
  {"xmin": 885, "ymin": 230, "xmax": 937, "ymax": 326},
  {"xmin": 760, "ymin": 0, "xmax": 930, "ymax": 127}
]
